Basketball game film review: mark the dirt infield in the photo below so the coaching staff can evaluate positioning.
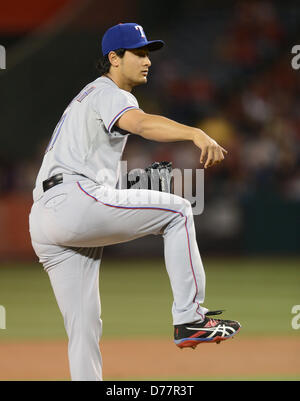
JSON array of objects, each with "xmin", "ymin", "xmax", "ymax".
[{"xmin": 0, "ymin": 337, "xmax": 299, "ymax": 380}]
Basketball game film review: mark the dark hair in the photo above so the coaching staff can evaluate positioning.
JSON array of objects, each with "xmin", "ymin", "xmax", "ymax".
[{"xmin": 96, "ymin": 48, "xmax": 126, "ymax": 75}]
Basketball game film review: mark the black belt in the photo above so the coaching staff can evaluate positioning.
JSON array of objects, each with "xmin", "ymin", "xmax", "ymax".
[{"xmin": 42, "ymin": 173, "xmax": 63, "ymax": 192}]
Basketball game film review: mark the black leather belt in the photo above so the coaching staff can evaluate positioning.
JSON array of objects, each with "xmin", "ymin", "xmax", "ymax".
[{"xmin": 42, "ymin": 173, "xmax": 63, "ymax": 192}]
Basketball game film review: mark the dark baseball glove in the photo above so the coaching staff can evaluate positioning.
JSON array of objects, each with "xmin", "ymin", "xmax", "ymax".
[{"xmin": 127, "ymin": 161, "xmax": 173, "ymax": 193}]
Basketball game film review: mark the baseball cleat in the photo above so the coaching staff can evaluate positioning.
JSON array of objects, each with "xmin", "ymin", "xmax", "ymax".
[{"xmin": 174, "ymin": 310, "xmax": 241, "ymax": 349}]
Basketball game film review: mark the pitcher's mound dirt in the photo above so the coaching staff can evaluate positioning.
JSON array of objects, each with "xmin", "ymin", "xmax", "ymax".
[{"xmin": 0, "ymin": 337, "xmax": 299, "ymax": 380}]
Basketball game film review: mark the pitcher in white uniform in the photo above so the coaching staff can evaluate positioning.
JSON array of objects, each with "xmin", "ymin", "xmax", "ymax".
[{"xmin": 29, "ymin": 23, "xmax": 241, "ymax": 381}]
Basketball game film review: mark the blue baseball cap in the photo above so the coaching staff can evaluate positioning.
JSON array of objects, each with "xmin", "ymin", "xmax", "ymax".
[{"xmin": 102, "ymin": 23, "xmax": 165, "ymax": 56}]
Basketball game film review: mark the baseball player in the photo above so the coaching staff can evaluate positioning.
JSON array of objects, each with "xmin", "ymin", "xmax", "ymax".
[{"xmin": 29, "ymin": 23, "xmax": 241, "ymax": 381}]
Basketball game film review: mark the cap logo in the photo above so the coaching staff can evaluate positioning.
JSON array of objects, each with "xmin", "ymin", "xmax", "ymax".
[{"xmin": 135, "ymin": 25, "xmax": 146, "ymax": 38}]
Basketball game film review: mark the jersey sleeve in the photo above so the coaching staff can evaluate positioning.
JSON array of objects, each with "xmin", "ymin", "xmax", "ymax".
[{"xmin": 92, "ymin": 87, "xmax": 140, "ymax": 133}]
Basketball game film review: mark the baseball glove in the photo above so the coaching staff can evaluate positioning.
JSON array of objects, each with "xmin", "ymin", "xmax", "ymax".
[{"xmin": 127, "ymin": 161, "xmax": 173, "ymax": 193}]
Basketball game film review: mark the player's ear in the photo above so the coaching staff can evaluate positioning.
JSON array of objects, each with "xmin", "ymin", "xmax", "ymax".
[{"xmin": 108, "ymin": 51, "xmax": 121, "ymax": 68}]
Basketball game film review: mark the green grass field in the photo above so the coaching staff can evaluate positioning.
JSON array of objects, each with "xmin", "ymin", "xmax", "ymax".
[{"xmin": 0, "ymin": 256, "xmax": 299, "ymax": 341}]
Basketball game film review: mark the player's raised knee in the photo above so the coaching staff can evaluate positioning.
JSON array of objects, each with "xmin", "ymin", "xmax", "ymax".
[
  {"xmin": 181, "ymin": 197, "xmax": 193, "ymax": 216},
  {"xmin": 178, "ymin": 195, "xmax": 192, "ymax": 209},
  {"xmin": 170, "ymin": 194, "xmax": 192, "ymax": 215}
]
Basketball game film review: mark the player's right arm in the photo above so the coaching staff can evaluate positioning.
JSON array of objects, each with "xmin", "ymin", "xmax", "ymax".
[{"xmin": 116, "ymin": 109, "xmax": 227, "ymax": 169}]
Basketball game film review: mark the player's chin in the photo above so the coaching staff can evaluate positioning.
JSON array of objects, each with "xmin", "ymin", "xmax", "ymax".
[
  {"xmin": 139, "ymin": 74, "xmax": 148, "ymax": 84},
  {"xmin": 132, "ymin": 75, "xmax": 148, "ymax": 87}
]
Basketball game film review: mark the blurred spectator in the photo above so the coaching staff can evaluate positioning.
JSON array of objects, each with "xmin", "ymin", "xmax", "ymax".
[{"xmin": 217, "ymin": 1, "xmax": 284, "ymax": 68}]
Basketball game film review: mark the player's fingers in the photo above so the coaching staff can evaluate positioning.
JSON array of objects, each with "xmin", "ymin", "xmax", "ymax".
[
  {"xmin": 200, "ymin": 146, "xmax": 208, "ymax": 164},
  {"xmin": 213, "ymin": 145, "xmax": 226, "ymax": 165},
  {"xmin": 201, "ymin": 143, "xmax": 226, "ymax": 167},
  {"xmin": 206, "ymin": 145, "xmax": 226, "ymax": 168},
  {"xmin": 216, "ymin": 147, "xmax": 225, "ymax": 162},
  {"xmin": 204, "ymin": 147, "xmax": 215, "ymax": 169}
]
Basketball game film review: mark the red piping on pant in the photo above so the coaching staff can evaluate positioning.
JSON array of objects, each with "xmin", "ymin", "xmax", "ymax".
[{"xmin": 77, "ymin": 181, "xmax": 203, "ymax": 319}]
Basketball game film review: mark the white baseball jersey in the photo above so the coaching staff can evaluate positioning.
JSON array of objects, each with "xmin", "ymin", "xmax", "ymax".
[{"xmin": 33, "ymin": 76, "xmax": 140, "ymax": 201}]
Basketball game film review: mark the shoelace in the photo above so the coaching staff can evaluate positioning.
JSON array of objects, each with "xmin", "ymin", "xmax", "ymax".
[
  {"xmin": 205, "ymin": 309, "xmax": 225, "ymax": 316},
  {"xmin": 193, "ymin": 310, "xmax": 226, "ymax": 325}
]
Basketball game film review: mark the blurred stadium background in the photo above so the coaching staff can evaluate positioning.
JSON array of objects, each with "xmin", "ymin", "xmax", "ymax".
[{"xmin": 0, "ymin": 0, "xmax": 299, "ymax": 381}]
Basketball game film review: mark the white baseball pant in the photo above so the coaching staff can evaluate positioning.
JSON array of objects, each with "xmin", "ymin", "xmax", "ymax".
[{"xmin": 29, "ymin": 175, "xmax": 207, "ymax": 381}]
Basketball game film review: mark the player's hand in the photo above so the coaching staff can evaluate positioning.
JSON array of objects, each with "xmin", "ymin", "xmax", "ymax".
[{"xmin": 192, "ymin": 129, "xmax": 228, "ymax": 169}]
